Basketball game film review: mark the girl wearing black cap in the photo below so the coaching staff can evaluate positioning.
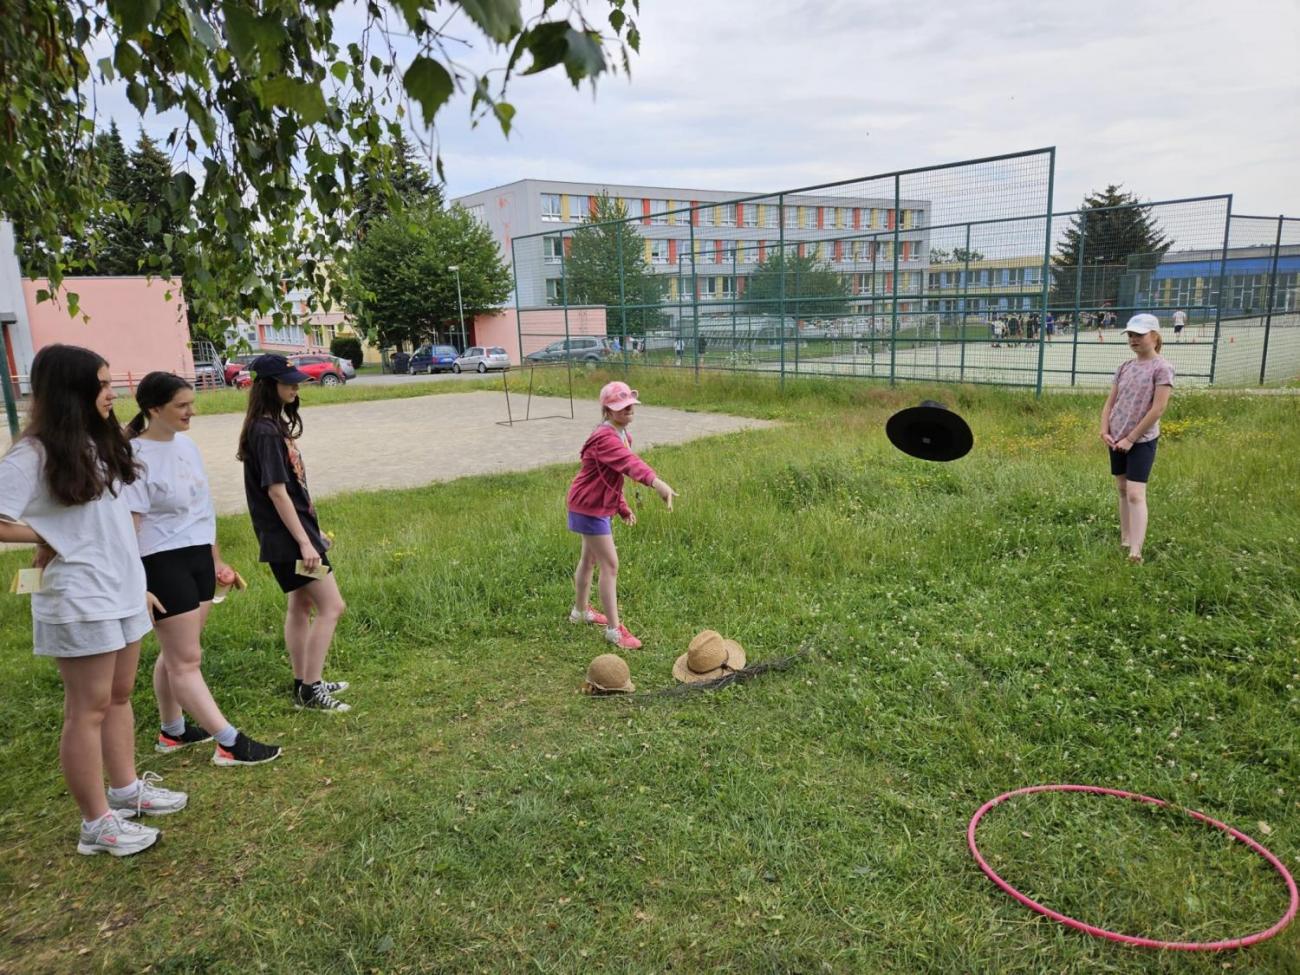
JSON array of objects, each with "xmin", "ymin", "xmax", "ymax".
[
  {"xmin": 125, "ymin": 371, "xmax": 282, "ymax": 764},
  {"xmin": 237, "ymin": 355, "xmax": 351, "ymax": 712}
]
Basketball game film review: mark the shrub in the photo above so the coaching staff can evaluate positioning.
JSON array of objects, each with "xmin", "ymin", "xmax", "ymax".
[{"xmin": 330, "ymin": 335, "xmax": 364, "ymax": 368}]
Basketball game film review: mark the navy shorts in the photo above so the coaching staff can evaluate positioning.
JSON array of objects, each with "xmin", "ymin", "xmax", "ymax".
[
  {"xmin": 1110, "ymin": 438, "xmax": 1158, "ymax": 483},
  {"xmin": 142, "ymin": 544, "xmax": 216, "ymax": 621},
  {"xmin": 268, "ymin": 555, "xmax": 332, "ymax": 593}
]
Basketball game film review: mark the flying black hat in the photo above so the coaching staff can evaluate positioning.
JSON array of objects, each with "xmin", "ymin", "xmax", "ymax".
[{"xmin": 885, "ymin": 400, "xmax": 974, "ymax": 462}]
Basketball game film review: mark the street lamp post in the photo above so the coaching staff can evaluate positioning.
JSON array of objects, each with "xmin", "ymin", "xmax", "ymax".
[{"xmin": 448, "ymin": 264, "xmax": 467, "ymax": 351}]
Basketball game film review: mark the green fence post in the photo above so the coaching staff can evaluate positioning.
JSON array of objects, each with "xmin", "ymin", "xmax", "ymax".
[
  {"xmin": 959, "ymin": 222, "xmax": 971, "ymax": 382},
  {"xmin": 1208, "ymin": 197, "xmax": 1232, "ymax": 385},
  {"xmin": 731, "ymin": 243, "xmax": 738, "ymax": 373},
  {"xmin": 617, "ymin": 224, "xmax": 629, "ymax": 374},
  {"xmin": 778, "ymin": 194, "xmax": 786, "ymax": 390},
  {"xmin": 690, "ymin": 217, "xmax": 700, "ymax": 384},
  {"xmin": 1034, "ymin": 149, "xmax": 1056, "ymax": 396},
  {"xmin": 890, "ymin": 176, "xmax": 900, "ymax": 387},
  {"xmin": 0, "ymin": 321, "xmax": 19, "ymax": 437},
  {"xmin": 1258, "ymin": 214, "xmax": 1284, "ymax": 385},
  {"xmin": 1069, "ymin": 211, "xmax": 1086, "ymax": 386}
]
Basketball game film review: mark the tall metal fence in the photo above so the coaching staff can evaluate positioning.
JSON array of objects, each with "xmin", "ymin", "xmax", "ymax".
[{"xmin": 510, "ymin": 149, "xmax": 1299, "ymax": 390}]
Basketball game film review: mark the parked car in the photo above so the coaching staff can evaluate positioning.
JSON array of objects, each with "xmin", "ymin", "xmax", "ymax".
[
  {"xmin": 408, "ymin": 344, "xmax": 461, "ymax": 374},
  {"xmin": 524, "ymin": 336, "xmax": 615, "ymax": 364},
  {"xmin": 223, "ymin": 353, "xmax": 258, "ymax": 385},
  {"xmin": 452, "ymin": 346, "xmax": 511, "ymax": 373},
  {"xmin": 331, "ymin": 355, "xmax": 357, "ymax": 380},
  {"xmin": 290, "ymin": 354, "xmax": 347, "ymax": 386}
]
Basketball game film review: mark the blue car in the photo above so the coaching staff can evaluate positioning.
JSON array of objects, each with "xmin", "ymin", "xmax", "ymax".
[{"xmin": 408, "ymin": 344, "xmax": 460, "ymax": 374}]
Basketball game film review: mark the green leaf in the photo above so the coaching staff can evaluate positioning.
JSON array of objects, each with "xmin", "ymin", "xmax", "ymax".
[
  {"xmin": 66, "ymin": 293, "xmax": 80, "ymax": 318},
  {"xmin": 402, "ymin": 56, "xmax": 454, "ymax": 127},
  {"xmin": 458, "ymin": 0, "xmax": 524, "ymax": 44},
  {"xmin": 222, "ymin": 3, "xmax": 258, "ymax": 67},
  {"xmin": 331, "ymin": 61, "xmax": 349, "ymax": 83},
  {"xmin": 260, "ymin": 78, "xmax": 328, "ymax": 125},
  {"xmin": 126, "ymin": 80, "xmax": 149, "ymax": 114},
  {"xmin": 115, "ymin": 42, "xmax": 141, "ymax": 79},
  {"xmin": 97, "ymin": 57, "xmax": 115, "ymax": 81},
  {"xmin": 115, "ymin": 0, "xmax": 161, "ymax": 37},
  {"xmin": 608, "ymin": 9, "xmax": 625, "ymax": 31},
  {"xmin": 493, "ymin": 101, "xmax": 516, "ymax": 135},
  {"xmin": 187, "ymin": 7, "xmax": 219, "ymax": 51},
  {"xmin": 562, "ymin": 29, "xmax": 606, "ymax": 86},
  {"xmin": 520, "ymin": 22, "xmax": 569, "ymax": 76}
]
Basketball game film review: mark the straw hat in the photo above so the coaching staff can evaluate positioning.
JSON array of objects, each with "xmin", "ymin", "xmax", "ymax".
[
  {"xmin": 672, "ymin": 629, "xmax": 747, "ymax": 683},
  {"xmin": 582, "ymin": 653, "xmax": 635, "ymax": 694}
]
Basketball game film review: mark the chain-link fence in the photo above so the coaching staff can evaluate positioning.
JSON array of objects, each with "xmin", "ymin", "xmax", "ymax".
[{"xmin": 509, "ymin": 150, "xmax": 1298, "ymax": 390}]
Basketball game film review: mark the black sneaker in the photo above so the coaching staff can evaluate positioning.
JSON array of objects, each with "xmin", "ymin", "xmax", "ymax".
[
  {"xmin": 295, "ymin": 682, "xmax": 352, "ymax": 713},
  {"xmin": 212, "ymin": 731, "xmax": 283, "ymax": 767},
  {"xmin": 155, "ymin": 724, "xmax": 214, "ymax": 754}
]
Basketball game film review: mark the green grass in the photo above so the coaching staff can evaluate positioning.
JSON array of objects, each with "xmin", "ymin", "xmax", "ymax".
[
  {"xmin": 188, "ymin": 375, "xmax": 500, "ymax": 415},
  {"xmin": 1, "ymin": 370, "xmax": 1297, "ymax": 973}
]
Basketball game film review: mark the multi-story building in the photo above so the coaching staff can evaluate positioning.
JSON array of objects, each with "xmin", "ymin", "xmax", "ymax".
[{"xmin": 452, "ymin": 179, "xmax": 931, "ymax": 321}]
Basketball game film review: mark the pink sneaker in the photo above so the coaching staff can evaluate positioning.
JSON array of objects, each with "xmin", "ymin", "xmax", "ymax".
[
  {"xmin": 569, "ymin": 605, "xmax": 609, "ymax": 626},
  {"xmin": 605, "ymin": 623, "xmax": 642, "ymax": 650}
]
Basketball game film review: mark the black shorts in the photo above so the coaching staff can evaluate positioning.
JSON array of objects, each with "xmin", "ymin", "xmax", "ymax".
[
  {"xmin": 142, "ymin": 544, "xmax": 216, "ymax": 621},
  {"xmin": 267, "ymin": 555, "xmax": 332, "ymax": 594},
  {"xmin": 1109, "ymin": 438, "xmax": 1158, "ymax": 483}
]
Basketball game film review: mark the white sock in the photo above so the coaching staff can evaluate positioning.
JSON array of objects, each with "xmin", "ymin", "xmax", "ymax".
[
  {"xmin": 83, "ymin": 811, "xmax": 113, "ymax": 831},
  {"xmin": 107, "ymin": 780, "xmax": 140, "ymax": 801},
  {"xmin": 214, "ymin": 725, "xmax": 238, "ymax": 747}
]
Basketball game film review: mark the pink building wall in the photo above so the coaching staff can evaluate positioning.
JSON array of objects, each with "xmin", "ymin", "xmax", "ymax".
[
  {"xmin": 22, "ymin": 277, "xmax": 194, "ymax": 384},
  {"xmin": 472, "ymin": 307, "xmax": 608, "ymax": 363}
]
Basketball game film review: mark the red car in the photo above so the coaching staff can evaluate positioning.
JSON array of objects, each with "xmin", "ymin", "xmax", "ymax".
[{"xmin": 232, "ymin": 354, "xmax": 347, "ymax": 388}]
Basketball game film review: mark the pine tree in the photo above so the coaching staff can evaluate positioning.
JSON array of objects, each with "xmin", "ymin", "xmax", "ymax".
[
  {"xmin": 560, "ymin": 193, "xmax": 666, "ymax": 335},
  {"xmin": 743, "ymin": 251, "xmax": 851, "ymax": 318},
  {"xmin": 353, "ymin": 130, "xmax": 443, "ymax": 238},
  {"xmin": 1051, "ymin": 185, "xmax": 1170, "ymax": 309},
  {"xmin": 89, "ymin": 122, "xmax": 137, "ymax": 274}
]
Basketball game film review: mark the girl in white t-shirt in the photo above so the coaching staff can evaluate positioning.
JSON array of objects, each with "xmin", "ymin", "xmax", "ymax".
[
  {"xmin": 0, "ymin": 345, "xmax": 187, "ymax": 857},
  {"xmin": 125, "ymin": 372, "xmax": 281, "ymax": 766}
]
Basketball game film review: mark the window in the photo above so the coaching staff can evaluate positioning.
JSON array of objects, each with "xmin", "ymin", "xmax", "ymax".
[
  {"xmin": 701, "ymin": 277, "xmax": 718, "ymax": 300},
  {"xmin": 718, "ymin": 205, "xmax": 736, "ymax": 227},
  {"xmin": 803, "ymin": 208, "xmax": 817, "ymax": 229},
  {"xmin": 466, "ymin": 204, "xmax": 486, "ymax": 226},
  {"xmin": 741, "ymin": 203, "xmax": 758, "ymax": 228},
  {"xmin": 743, "ymin": 242, "xmax": 760, "ymax": 264},
  {"xmin": 569, "ymin": 195, "xmax": 589, "ymax": 222},
  {"xmin": 541, "ymin": 193, "xmax": 561, "ymax": 221},
  {"xmin": 762, "ymin": 206, "xmax": 778, "ymax": 229},
  {"xmin": 838, "ymin": 207, "xmax": 850, "ymax": 228},
  {"xmin": 784, "ymin": 206, "xmax": 798, "ymax": 229},
  {"xmin": 649, "ymin": 199, "xmax": 669, "ymax": 225},
  {"xmin": 1023, "ymin": 267, "xmax": 1041, "ymax": 285},
  {"xmin": 699, "ymin": 206, "xmax": 714, "ymax": 227},
  {"xmin": 543, "ymin": 236, "xmax": 563, "ymax": 264},
  {"xmin": 721, "ymin": 241, "xmax": 738, "ymax": 265},
  {"xmin": 699, "ymin": 243, "xmax": 714, "ymax": 265},
  {"xmin": 649, "ymin": 239, "xmax": 669, "ymax": 264},
  {"xmin": 545, "ymin": 279, "xmax": 563, "ymax": 301},
  {"xmin": 1000, "ymin": 268, "xmax": 1010, "ymax": 285},
  {"xmin": 720, "ymin": 276, "xmax": 736, "ymax": 299}
]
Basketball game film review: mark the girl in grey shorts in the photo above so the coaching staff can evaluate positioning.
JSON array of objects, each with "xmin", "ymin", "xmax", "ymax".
[{"xmin": 0, "ymin": 345, "xmax": 187, "ymax": 857}]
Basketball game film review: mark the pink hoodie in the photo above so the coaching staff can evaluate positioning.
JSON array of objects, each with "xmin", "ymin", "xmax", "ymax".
[{"xmin": 565, "ymin": 424, "xmax": 657, "ymax": 519}]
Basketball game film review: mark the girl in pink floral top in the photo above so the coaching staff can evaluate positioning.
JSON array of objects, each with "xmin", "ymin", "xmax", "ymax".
[{"xmin": 1099, "ymin": 314, "xmax": 1174, "ymax": 564}]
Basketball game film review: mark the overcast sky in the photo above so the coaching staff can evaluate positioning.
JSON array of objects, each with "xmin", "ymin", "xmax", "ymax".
[
  {"xmin": 427, "ymin": 0, "xmax": 1299, "ymax": 216},
  {"xmin": 108, "ymin": 0, "xmax": 1298, "ymax": 216}
]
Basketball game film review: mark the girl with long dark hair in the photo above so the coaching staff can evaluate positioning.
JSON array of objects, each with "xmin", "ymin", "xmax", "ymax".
[
  {"xmin": 0, "ymin": 345, "xmax": 187, "ymax": 857},
  {"xmin": 125, "ymin": 372, "xmax": 281, "ymax": 765},
  {"xmin": 236, "ymin": 355, "xmax": 350, "ymax": 712}
]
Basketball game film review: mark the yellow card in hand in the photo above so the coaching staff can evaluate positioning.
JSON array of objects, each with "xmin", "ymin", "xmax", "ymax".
[
  {"xmin": 10, "ymin": 568, "xmax": 44, "ymax": 595},
  {"xmin": 294, "ymin": 560, "xmax": 331, "ymax": 580}
]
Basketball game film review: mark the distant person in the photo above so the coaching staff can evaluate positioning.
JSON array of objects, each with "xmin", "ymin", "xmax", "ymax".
[
  {"xmin": 0, "ymin": 345, "xmax": 187, "ymax": 857},
  {"xmin": 237, "ymin": 355, "xmax": 351, "ymax": 712},
  {"xmin": 126, "ymin": 372, "xmax": 282, "ymax": 766},
  {"xmin": 673, "ymin": 337, "xmax": 684, "ymax": 364},
  {"xmin": 566, "ymin": 382, "xmax": 677, "ymax": 650},
  {"xmin": 1045, "ymin": 312, "xmax": 1055, "ymax": 341},
  {"xmin": 1172, "ymin": 308, "xmax": 1187, "ymax": 341},
  {"xmin": 1099, "ymin": 315, "xmax": 1174, "ymax": 565}
]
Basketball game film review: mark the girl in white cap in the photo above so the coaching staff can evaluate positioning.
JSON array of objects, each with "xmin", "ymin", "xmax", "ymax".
[
  {"xmin": 1099, "ymin": 314, "xmax": 1174, "ymax": 564},
  {"xmin": 565, "ymin": 381, "xmax": 676, "ymax": 649}
]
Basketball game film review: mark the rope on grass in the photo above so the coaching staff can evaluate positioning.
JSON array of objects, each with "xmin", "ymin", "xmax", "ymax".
[
  {"xmin": 629, "ymin": 644, "xmax": 813, "ymax": 702},
  {"xmin": 967, "ymin": 783, "xmax": 1299, "ymax": 951}
]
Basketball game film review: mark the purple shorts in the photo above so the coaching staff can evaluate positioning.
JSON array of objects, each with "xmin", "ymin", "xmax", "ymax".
[{"xmin": 567, "ymin": 511, "xmax": 613, "ymax": 535}]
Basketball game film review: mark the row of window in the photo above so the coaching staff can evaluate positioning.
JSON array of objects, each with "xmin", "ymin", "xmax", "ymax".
[
  {"xmin": 538, "ymin": 192, "xmax": 924, "ymax": 231},
  {"xmin": 927, "ymin": 268, "xmax": 1043, "ymax": 289},
  {"xmin": 540, "ymin": 236, "xmax": 927, "ymax": 265}
]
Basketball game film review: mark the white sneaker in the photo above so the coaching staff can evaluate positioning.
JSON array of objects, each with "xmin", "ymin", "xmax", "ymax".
[
  {"xmin": 76, "ymin": 812, "xmax": 160, "ymax": 857},
  {"xmin": 108, "ymin": 771, "xmax": 188, "ymax": 818}
]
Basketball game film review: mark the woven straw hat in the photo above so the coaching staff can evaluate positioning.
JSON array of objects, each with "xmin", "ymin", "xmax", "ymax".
[
  {"xmin": 583, "ymin": 653, "xmax": 635, "ymax": 694},
  {"xmin": 672, "ymin": 629, "xmax": 747, "ymax": 683}
]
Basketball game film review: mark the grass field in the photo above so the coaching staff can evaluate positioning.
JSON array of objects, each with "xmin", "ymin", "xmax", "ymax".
[{"xmin": 1, "ymin": 371, "xmax": 1297, "ymax": 974}]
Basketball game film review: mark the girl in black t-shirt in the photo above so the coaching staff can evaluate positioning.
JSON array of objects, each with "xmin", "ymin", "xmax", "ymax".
[{"xmin": 236, "ymin": 355, "xmax": 351, "ymax": 712}]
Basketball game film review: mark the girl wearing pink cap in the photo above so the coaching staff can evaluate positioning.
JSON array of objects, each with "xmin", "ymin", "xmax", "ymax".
[{"xmin": 565, "ymin": 381, "xmax": 677, "ymax": 649}]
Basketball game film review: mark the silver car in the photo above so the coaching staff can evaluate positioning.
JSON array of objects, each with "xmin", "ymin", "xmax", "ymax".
[{"xmin": 452, "ymin": 346, "xmax": 511, "ymax": 373}]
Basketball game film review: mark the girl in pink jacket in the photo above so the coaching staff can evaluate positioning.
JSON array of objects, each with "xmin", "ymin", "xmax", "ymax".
[{"xmin": 566, "ymin": 382, "xmax": 676, "ymax": 649}]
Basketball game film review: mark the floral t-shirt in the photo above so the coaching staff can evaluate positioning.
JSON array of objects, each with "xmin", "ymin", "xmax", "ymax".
[{"xmin": 1109, "ymin": 356, "xmax": 1175, "ymax": 443}]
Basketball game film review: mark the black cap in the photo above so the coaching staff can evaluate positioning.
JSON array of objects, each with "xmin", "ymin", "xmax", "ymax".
[
  {"xmin": 247, "ymin": 354, "xmax": 311, "ymax": 385},
  {"xmin": 886, "ymin": 400, "xmax": 974, "ymax": 462}
]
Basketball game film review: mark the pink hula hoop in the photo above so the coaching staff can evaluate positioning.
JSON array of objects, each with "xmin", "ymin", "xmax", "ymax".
[{"xmin": 967, "ymin": 784, "xmax": 1298, "ymax": 951}]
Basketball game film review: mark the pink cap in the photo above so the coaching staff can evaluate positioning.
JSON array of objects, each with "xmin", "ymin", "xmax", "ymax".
[{"xmin": 599, "ymin": 381, "xmax": 640, "ymax": 411}]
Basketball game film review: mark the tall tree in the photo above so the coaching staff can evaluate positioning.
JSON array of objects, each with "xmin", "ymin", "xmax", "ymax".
[
  {"xmin": 560, "ymin": 192, "xmax": 666, "ymax": 334},
  {"xmin": 353, "ymin": 130, "xmax": 443, "ymax": 239},
  {"xmin": 349, "ymin": 200, "xmax": 511, "ymax": 350},
  {"xmin": 2, "ymin": 1, "xmax": 642, "ymax": 323},
  {"xmin": 743, "ymin": 251, "xmax": 851, "ymax": 318},
  {"xmin": 1051, "ymin": 185, "xmax": 1170, "ymax": 309}
]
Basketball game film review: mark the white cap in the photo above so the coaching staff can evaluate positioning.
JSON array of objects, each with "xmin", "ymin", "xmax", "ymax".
[{"xmin": 1124, "ymin": 313, "xmax": 1161, "ymax": 335}]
